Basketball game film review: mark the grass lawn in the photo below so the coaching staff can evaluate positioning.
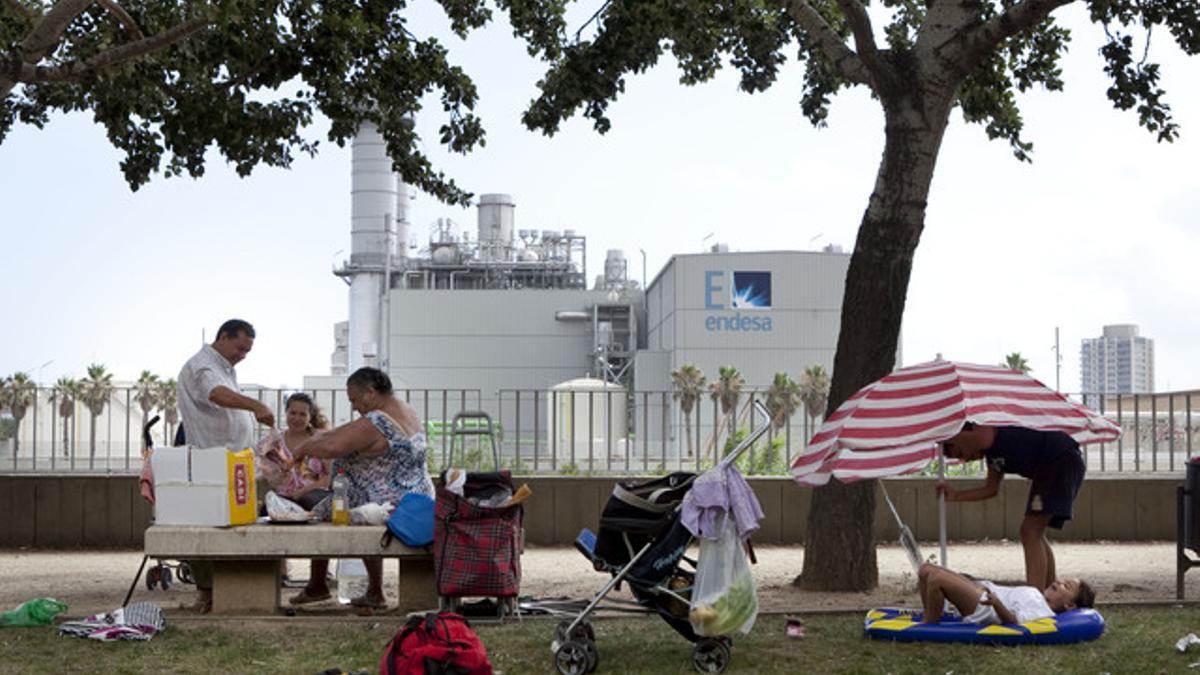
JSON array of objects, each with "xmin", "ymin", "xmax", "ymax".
[{"xmin": 2, "ymin": 606, "xmax": 1198, "ymax": 673}]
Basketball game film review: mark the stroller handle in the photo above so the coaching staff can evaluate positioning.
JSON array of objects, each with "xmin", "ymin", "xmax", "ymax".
[{"xmin": 718, "ymin": 400, "xmax": 772, "ymax": 469}]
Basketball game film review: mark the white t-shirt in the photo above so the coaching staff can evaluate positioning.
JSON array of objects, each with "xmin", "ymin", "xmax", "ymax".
[
  {"xmin": 962, "ymin": 581, "xmax": 1055, "ymax": 625},
  {"xmin": 177, "ymin": 344, "xmax": 255, "ymax": 451}
]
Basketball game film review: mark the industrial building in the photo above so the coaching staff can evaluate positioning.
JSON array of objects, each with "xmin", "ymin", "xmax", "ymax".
[{"xmin": 304, "ymin": 123, "xmax": 850, "ymax": 459}]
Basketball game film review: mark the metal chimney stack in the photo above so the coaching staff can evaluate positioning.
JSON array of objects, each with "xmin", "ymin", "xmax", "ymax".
[{"xmin": 347, "ymin": 121, "xmax": 404, "ymax": 372}]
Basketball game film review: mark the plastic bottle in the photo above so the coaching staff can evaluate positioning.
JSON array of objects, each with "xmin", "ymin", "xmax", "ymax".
[
  {"xmin": 331, "ymin": 468, "xmax": 350, "ymax": 526},
  {"xmin": 336, "ymin": 559, "xmax": 369, "ymax": 605}
]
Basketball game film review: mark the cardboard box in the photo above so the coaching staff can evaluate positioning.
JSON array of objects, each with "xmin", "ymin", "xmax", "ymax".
[{"xmin": 151, "ymin": 446, "xmax": 258, "ymax": 526}]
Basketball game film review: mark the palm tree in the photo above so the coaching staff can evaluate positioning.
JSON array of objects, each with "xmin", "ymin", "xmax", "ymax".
[
  {"xmin": 134, "ymin": 370, "xmax": 161, "ymax": 433},
  {"xmin": 1002, "ymin": 352, "xmax": 1031, "ymax": 374},
  {"xmin": 765, "ymin": 372, "xmax": 802, "ymax": 432},
  {"xmin": 50, "ymin": 377, "xmax": 80, "ymax": 457},
  {"xmin": 708, "ymin": 365, "xmax": 744, "ymax": 458},
  {"xmin": 156, "ymin": 379, "xmax": 179, "ymax": 446},
  {"xmin": 0, "ymin": 373, "xmax": 36, "ymax": 455},
  {"xmin": 671, "ymin": 364, "xmax": 706, "ymax": 459},
  {"xmin": 80, "ymin": 364, "xmax": 115, "ymax": 461},
  {"xmin": 799, "ymin": 364, "xmax": 831, "ymax": 432}
]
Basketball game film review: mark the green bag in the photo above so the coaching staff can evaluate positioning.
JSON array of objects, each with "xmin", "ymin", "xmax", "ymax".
[{"xmin": 0, "ymin": 598, "xmax": 68, "ymax": 627}]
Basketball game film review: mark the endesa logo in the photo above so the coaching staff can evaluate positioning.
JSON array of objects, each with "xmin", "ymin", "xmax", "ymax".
[{"xmin": 704, "ymin": 270, "xmax": 773, "ymax": 332}]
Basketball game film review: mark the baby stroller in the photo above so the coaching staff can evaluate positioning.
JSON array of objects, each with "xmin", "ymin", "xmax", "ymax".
[
  {"xmin": 122, "ymin": 416, "xmax": 193, "ymax": 606},
  {"xmin": 551, "ymin": 401, "xmax": 771, "ymax": 674}
]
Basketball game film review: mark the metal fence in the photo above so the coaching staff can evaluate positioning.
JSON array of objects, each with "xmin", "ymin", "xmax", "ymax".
[{"xmin": 1, "ymin": 386, "xmax": 1196, "ymax": 476}]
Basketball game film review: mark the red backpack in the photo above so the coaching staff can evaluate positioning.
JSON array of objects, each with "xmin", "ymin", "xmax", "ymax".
[{"xmin": 379, "ymin": 612, "xmax": 493, "ymax": 675}]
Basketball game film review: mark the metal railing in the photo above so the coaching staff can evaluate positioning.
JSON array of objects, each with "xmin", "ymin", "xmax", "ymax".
[
  {"xmin": 1, "ymin": 386, "xmax": 1196, "ymax": 476},
  {"xmin": 0, "ymin": 386, "xmax": 481, "ymax": 475}
]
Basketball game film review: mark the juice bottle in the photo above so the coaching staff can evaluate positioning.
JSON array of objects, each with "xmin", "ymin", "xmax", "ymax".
[{"xmin": 331, "ymin": 468, "xmax": 350, "ymax": 526}]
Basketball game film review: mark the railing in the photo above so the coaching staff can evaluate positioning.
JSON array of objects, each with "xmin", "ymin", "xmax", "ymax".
[
  {"xmin": 0, "ymin": 387, "xmax": 482, "ymax": 475},
  {"xmin": 1, "ymin": 386, "xmax": 1196, "ymax": 476}
]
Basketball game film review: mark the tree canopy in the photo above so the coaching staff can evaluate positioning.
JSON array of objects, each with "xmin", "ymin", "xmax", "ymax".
[{"xmin": 1, "ymin": 0, "xmax": 493, "ymax": 204}]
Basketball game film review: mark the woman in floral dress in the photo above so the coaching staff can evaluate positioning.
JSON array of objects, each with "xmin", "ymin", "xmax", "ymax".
[{"xmin": 289, "ymin": 367, "xmax": 433, "ymax": 608}]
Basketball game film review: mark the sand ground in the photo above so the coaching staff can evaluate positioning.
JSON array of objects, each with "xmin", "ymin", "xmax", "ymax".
[{"xmin": 1, "ymin": 540, "xmax": 1193, "ymax": 619}]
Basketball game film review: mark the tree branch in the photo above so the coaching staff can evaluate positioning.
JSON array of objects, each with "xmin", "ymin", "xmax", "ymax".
[
  {"xmin": 21, "ymin": 0, "xmax": 94, "ymax": 56},
  {"xmin": 782, "ymin": 0, "xmax": 872, "ymax": 86},
  {"xmin": 950, "ymin": 0, "xmax": 1074, "ymax": 71},
  {"xmin": 832, "ymin": 0, "xmax": 887, "ymax": 77},
  {"xmin": 97, "ymin": 0, "xmax": 144, "ymax": 39},
  {"xmin": 12, "ymin": 15, "xmax": 209, "ymax": 84}
]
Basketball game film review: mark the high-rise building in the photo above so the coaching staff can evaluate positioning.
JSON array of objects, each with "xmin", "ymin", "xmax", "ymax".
[{"xmin": 1080, "ymin": 324, "xmax": 1154, "ymax": 401}]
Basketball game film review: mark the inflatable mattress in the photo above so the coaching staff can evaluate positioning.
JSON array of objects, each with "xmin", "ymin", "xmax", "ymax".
[{"xmin": 864, "ymin": 607, "xmax": 1105, "ymax": 645}]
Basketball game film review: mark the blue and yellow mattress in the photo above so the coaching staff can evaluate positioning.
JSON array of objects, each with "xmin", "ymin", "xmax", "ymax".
[{"xmin": 864, "ymin": 607, "xmax": 1105, "ymax": 645}]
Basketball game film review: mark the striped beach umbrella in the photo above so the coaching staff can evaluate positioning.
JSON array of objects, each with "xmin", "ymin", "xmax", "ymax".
[{"xmin": 790, "ymin": 360, "xmax": 1122, "ymax": 486}]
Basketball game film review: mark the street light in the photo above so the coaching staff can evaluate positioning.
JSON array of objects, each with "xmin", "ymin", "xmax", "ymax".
[{"xmin": 638, "ymin": 248, "xmax": 647, "ymax": 289}]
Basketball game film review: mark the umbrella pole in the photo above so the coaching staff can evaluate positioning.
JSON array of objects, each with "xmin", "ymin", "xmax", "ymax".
[{"xmin": 938, "ymin": 446, "xmax": 948, "ymax": 567}]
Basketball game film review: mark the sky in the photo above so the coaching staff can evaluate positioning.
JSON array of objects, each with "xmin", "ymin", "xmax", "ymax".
[{"xmin": 1, "ymin": 4, "xmax": 1198, "ymax": 394}]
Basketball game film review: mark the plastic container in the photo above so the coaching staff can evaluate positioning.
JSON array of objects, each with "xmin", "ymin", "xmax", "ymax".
[
  {"xmin": 336, "ymin": 559, "xmax": 369, "ymax": 605},
  {"xmin": 331, "ymin": 468, "xmax": 349, "ymax": 526}
]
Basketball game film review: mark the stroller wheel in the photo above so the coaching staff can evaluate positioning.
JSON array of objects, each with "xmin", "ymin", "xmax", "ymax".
[
  {"xmin": 556, "ymin": 620, "xmax": 596, "ymax": 643},
  {"xmin": 691, "ymin": 638, "xmax": 731, "ymax": 674},
  {"xmin": 583, "ymin": 640, "xmax": 599, "ymax": 673},
  {"xmin": 160, "ymin": 567, "xmax": 173, "ymax": 590},
  {"xmin": 146, "ymin": 567, "xmax": 160, "ymax": 591},
  {"xmin": 554, "ymin": 640, "xmax": 591, "ymax": 675},
  {"xmin": 178, "ymin": 562, "xmax": 195, "ymax": 585}
]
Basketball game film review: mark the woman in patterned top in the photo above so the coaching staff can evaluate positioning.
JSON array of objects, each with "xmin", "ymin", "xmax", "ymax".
[{"xmin": 289, "ymin": 367, "xmax": 434, "ymax": 609}]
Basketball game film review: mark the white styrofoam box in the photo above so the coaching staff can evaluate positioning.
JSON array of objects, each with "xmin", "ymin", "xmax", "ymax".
[
  {"xmin": 150, "ymin": 446, "xmax": 191, "ymax": 484},
  {"xmin": 191, "ymin": 446, "xmax": 232, "ymax": 486},
  {"xmin": 151, "ymin": 446, "xmax": 257, "ymax": 526},
  {"xmin": 154, "ymin": 485, "xmax": 230, "ymax": 526}
]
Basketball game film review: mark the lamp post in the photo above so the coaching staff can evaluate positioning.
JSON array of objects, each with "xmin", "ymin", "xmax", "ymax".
[{"xmin": 638, "ymin": 248, "xmax": 647, "ymax": 289}]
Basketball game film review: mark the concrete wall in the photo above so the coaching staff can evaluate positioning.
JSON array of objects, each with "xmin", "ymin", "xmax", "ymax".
[{"xmin": 0, "ymin": 475, "xmax": 1180, "ymax": 549}]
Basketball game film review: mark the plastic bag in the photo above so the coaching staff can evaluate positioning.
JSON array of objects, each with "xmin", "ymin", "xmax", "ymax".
[
  {"xmin": 688, "ymin": 513, "xmax": 758, "ymax": 636},
  {"xmin": 254, "ymin": 429, "xmax": 292, "ymax": 488},
  {"xmin": 350, "ymin": 501, "xmax": 393, "ymax": 526},
  {"xmin": 0, "ymin": 598, "xmax": 68, "ymax": 627},
  {"xmin": 266, "ymin": 491, "xmax": 310, "ymax": 522}
]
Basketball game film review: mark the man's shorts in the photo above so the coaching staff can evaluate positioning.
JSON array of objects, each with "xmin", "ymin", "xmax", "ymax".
[{"xmin": 1027, "ymin": 449, "xmax": 1086, "ymax": 529}]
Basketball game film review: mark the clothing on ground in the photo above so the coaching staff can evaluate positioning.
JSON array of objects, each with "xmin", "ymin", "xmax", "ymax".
[{"xmin": 59, "ymin": 602, "xmax": 165, "ymax": 641}]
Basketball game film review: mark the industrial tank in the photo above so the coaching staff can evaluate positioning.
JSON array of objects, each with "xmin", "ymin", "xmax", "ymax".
[{"xmin": 549, "ymin": 377, "xmax": 628, "ymax": 464}]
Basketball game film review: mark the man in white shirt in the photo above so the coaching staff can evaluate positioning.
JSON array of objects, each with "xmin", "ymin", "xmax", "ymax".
[
  {"xmin": 917, "ymin": 563, "xmax": 1094, "ymax": 625},
  {"xmin": 178, "ymin": 319, "xmax": 275, "ymax": 449},
  {"xmin": 176, "ymin": 318, "xmax": 275, "ymax": 612}
]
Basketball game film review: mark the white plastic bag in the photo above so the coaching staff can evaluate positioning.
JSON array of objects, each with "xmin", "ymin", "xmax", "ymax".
[
  {"xmin": 688, "ymin": 512, "xmax": 758, "ymax": 636},
  {"xmin": 265, "ymin": 491, "xmax": 310, "ymax": 522},
  {"xmin": 349, "ymin": 501, "xmax": 393, "ymax": 526}
]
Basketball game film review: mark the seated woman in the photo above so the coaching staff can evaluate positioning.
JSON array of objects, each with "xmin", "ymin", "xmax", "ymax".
[
  {"xmin": 256, "ymin": 392, "xmax": 331, "ymax": 510},
  {"xmin": 289, "ymin": 367, "xmax": 434, "ymax": 608},
  {"xmin": 918, "ymin": 562, "xmax": 1095, "ymax": 625}
]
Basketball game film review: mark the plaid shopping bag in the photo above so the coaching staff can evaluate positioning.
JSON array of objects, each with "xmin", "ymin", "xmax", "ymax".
[{"xmin": 434, "ymin": 475, "xmax": 523, "ymax": 598}]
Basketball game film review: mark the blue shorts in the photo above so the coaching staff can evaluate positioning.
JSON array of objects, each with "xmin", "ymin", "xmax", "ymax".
[{"xmin": 1027, "ymin": 449, "xmax": 1085, "ymax": 529}]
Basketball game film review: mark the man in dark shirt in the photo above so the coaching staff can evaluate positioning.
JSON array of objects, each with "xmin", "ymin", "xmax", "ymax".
[{"xmin": 939, "ymin": 422, "xmax": 1086, "ymax": 590}]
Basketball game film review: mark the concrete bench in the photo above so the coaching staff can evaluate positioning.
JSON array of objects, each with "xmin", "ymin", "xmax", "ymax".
[{"xmin": 143, "ymin": 523, "xmax": 436, "ymax": 614}]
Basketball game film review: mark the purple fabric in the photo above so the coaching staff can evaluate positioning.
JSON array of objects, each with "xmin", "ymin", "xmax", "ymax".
[{"xmin": 681, "ymin": 463, "xmax": 764, "ymax": 540}]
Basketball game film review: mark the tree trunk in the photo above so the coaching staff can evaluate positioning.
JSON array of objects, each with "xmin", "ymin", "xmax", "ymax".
[
  {"xmin": 797, "ymin": 80, "xmax": 954, "ymax": 591},
  {"xmin": 89, "ymin": 413, "xmax": 97, "ymax": 461}
]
